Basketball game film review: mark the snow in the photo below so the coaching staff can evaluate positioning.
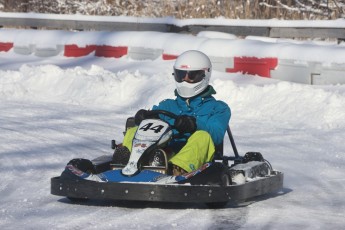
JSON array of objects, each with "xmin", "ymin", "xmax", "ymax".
[{"xmin": 1, "ymin": 19, "xmax": 345, "ymax": 230}]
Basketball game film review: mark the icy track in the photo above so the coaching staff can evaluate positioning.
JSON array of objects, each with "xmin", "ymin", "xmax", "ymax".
[{"xmin": 1, "ymin": 53, "xmax": 345, "ymax": 229}]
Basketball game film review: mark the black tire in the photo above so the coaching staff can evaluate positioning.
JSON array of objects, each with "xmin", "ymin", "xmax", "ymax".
[
  {"xmin": 220, "ymin": 171, "xmax": 232, "ymax": 186},
  {"xmin": 68, "ymin": 158, "xmax": 95, "ymax": 174},
  {"xmin": 243, "ymin": 152, "xmax": 264, "ymax": 163}
]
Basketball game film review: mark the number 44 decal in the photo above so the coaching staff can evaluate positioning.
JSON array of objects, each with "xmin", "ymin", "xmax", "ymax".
[{"xmin": 139, "ymin": 123, "xmax": 164, "ymax": 133}]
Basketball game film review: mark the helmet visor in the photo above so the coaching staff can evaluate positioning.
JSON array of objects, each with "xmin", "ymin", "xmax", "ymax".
[{"xmin": 174, "ymin": 69, "xmax": 206, "ymax": 83}]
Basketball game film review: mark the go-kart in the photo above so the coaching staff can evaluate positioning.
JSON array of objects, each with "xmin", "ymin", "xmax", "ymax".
[{"xmin": 51, "ymin": 110, "xmax": 284, "ymax": 208}]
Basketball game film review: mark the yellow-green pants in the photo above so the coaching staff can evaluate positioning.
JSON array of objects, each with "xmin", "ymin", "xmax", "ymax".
[{"xmin": 122, "ymin": 127, "xmax": 216, "ymax": 172}]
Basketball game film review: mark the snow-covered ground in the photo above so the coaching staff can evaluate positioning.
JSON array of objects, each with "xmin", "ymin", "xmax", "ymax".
[{"xmin": 1, "ymin": 30, "xmax": 345, "ymax": 229}]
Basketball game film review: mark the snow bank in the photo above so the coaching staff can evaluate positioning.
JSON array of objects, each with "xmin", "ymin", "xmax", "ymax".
[
  {"xmin": 213, "ymin": 79, "xmax": 345, "ymax": 129},
  {"xmin": 1, "ymin": 64, "xmax": 344, "ymax": 130},
  {"xmin": 0, "ymin": 64, "xmax": 173, "ymax": 108}
]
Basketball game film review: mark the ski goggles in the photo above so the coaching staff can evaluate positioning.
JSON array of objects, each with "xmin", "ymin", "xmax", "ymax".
[{"xmin": 173, "ymin": 69, "xmax": 207, "ymax": 83}]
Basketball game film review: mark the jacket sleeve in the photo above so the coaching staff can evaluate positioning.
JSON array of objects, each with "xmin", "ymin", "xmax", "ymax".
[{"xmin": 196, "ymin": 101, "xmax": 231, "ymax": 146}]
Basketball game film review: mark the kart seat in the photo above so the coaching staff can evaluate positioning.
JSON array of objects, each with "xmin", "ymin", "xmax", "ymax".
[{"xmin": 214, "ymin": 142, "xmax": 224, "ymax": 161}]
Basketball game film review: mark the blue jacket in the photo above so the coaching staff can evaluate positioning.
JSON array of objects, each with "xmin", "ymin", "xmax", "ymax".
[{"xmin": 152, "ymin": 86, "xmax": 231, "ymax": 147}]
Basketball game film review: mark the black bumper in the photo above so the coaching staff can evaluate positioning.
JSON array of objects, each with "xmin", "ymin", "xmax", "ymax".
[{"xmin": 51, "ymin": 171, "xmax": 283, "ymax": 203}]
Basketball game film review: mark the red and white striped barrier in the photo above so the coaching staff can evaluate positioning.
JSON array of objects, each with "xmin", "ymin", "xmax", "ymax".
[{"xmin": 1, "ymin": 29, "xmax": 345, "ymax": 85}]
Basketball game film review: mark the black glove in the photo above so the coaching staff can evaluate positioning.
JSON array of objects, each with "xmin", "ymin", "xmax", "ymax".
[
  {"xmin": 174, "ymin": 115, "xmax": 197, "ymax": 134},
  {"xmin": 134, "ymin": 109, "xmax": 149, "ymax": 125}
]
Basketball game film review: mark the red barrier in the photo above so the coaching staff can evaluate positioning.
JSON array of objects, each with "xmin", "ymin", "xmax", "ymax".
[
  {"xmin": 162, "ymin": 54, "xmax": 178, "ymax": 60},
  {"xmin": 64, "ymin": 44, "xmax": 96, "ymax": 57},
  {"xmin": 226, "ymin": 57, "xmax": 278, "ymax": 78},
  {"xmin": 0, "ymin": 42, "xmax": 14, "ymax": 52},
  {"xmin": 95, "ymin": 45, "xmax": 128, "ymax": 58}
]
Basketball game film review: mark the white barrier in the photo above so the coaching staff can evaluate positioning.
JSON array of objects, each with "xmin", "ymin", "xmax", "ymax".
[
  {"xmin": 313, "ymin": 63, "xmax": 345, "ymax": 84},
  {"xmin": 209, "ymin": 56, "xmax": 234, "ymax": 72},
  {"xmin": 271, "ymin": 60, "xmax": 314, "ymax": 84},
  {"xmin": 13, "ymin": 44, "xmax": 35, "ymax": 55},
  {"xmin": 35, "ymin": 45, "xmax": 64, "ymax": 57},
  {"xmin": 128, "ymin": 47, "xmax": 163, "ymax": 60}
]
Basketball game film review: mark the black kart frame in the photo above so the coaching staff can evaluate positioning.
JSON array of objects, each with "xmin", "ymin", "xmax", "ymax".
[{"xmin": 51, "ymin": 119, "xmax": 284, "ymax": 206}]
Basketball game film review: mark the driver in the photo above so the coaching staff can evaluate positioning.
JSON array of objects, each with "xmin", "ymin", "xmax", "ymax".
[{"xmin": 114, "ymin": 50, "xmax": 231, "ymax": 176}]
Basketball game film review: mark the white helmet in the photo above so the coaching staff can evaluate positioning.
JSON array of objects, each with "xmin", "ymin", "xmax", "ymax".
[{"xmin": 173, "ymin": 50, "xmax": 212, "ymax": 98}]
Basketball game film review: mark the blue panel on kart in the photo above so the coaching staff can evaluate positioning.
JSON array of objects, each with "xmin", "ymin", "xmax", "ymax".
[{"xmin": 102, "ymin": 169, "xmax": 165, "ymax": 182}]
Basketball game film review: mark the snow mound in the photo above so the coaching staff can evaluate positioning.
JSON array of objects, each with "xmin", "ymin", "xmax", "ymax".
[{"xmin": 1, "ymin": 64, "xmax": 344, "ymax": 129}]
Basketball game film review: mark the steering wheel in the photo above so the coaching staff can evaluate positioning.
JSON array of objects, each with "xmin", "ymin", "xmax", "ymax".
[
  {"xmin": 145, "ymin": 109, "xmax": 195, "ymax": 135},
  {"xmin": 145, "ymin": 109, "xmax": 178, "ymax": 120}
]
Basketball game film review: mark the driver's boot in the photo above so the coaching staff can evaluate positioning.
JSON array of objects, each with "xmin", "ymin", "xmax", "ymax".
[
  {"xmin": 112, "ymin": 146, "xmax": 130, "ymax": 165},
  {"xmin": 168, "ymin": 164, "xmax": 187, "ymax": 176}
]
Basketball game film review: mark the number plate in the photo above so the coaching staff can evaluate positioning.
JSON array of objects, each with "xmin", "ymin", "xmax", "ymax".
[{"xmin": 135, "ymin": 119, "xmax": 170, "ymax": 142}]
